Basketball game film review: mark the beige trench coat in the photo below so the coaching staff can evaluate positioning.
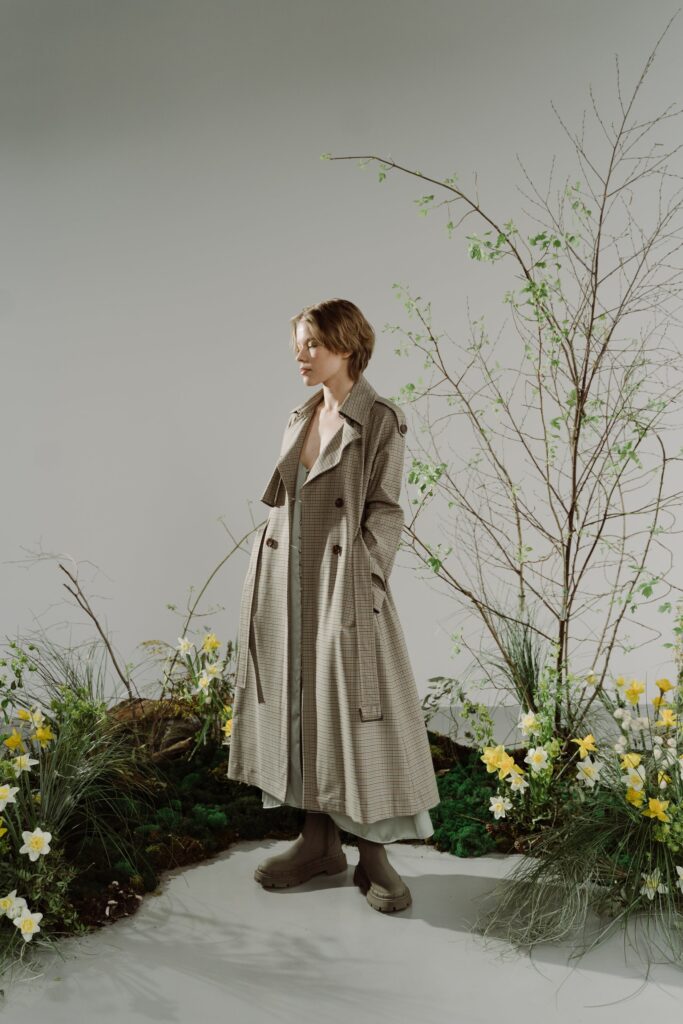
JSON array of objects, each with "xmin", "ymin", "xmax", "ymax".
[{"xmin": 226, "ymin": 372, "xmax": 441, "ymax": 824}]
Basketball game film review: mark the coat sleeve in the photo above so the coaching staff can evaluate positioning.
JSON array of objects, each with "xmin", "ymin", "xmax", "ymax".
[{"xmin": 361, "ymin": 406, "xmax": 407, "ymax": 614}]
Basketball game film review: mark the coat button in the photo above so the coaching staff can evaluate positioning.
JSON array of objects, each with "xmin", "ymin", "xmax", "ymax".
[
  {"xmin": 266, "ymin": 537, "xmax": 278, "ymax": 548},
  {"xmin": 335, "ymin": 497, "xmax": 344, "ymax": 507},
  {"xmin": 399, "ymin": 422, "xmax": 407, "ymax": 434},
  {"xmin": 332, "ymin": 544, "xmax": 342, "ymax": 555}
]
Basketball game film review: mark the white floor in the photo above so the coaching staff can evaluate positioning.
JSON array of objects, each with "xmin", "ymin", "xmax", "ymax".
[{"xmin": 3, "ymin": 840, "xmax": 683, "ymax": 1022}]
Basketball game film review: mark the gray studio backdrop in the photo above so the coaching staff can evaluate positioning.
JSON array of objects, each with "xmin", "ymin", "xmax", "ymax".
[{"xmin": 2, "ymin": 0, "xmax": 682, "ymax": 738}]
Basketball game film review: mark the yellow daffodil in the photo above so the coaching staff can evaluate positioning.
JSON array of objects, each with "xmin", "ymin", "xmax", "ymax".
[
  {"xmin": 657, "ymin": 770, "xmax": 671, "ymax": 789},
  {"xmin": 0, "ymin": 817, "xmax": 7, "ymax": 838},
  {"xmin": 480, "ymin": 745, "xmax": 508, "ymax": 773},
  {"xmin": 571, "ymin": 733, "xmax": 597, "ymax": 759},
  {"xmin": 222, "ymin": 719, "xmax": 233, "ymax": 737},
  {"xmin": 652, "ymin": 694, "xmax": 667, "ymax": 708},
  {"xmin": 626, "ymin": 787, "xmax": 645, "ymax": 807},
  {"xmin": 624, "ymin": 679, "xmax": 645, "ymax": 705},
  {"xmin": 642, "ymin": 797, "xmax": 671, "ymax": 822},
  {"xmin": 496, "ymin": 752, "xmax": 516, "ymax": 780},
  {"xmin": 656, "ymin": 708, "xmax": 677, "ymax": 729},
  {"xmin": 656, "ymin": 677, "xmax": 674, "ymax": 693},
  {"xmin": 202, "ymin": 632, "xmax": 221, "ymax": 653},
  {"xmin": 3, "ymin": 729, "xmax": 25, "ymax": 753},
  {"xmin": 31, "ymin": 725, "xmax": 55, "ymax": 749},
  {"xmin": 16, "ymin": 709, "xmax": 32, "ymax": 722},
  {"xmin": 620, "ymin": 752, "xmax": 642, "ymax": 770},
  {"xmin": 614, "ymin": 675, "xmax": 626, "ymax": 690}
]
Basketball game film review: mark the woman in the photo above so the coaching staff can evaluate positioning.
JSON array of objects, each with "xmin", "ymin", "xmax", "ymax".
[{"xmin": 227, "ymin": 298, "xmax": 441, "ymax": 914}]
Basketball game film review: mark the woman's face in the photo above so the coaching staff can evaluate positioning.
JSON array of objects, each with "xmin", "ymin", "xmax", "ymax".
[{"xmin": 295, "ymin": 321, "xmax": 351, "ymax": 387}]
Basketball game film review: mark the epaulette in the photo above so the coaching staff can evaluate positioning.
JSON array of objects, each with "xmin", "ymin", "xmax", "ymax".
[{"xmin": 373, "ymin": 396, "xmax": 408, "ymax": 435}]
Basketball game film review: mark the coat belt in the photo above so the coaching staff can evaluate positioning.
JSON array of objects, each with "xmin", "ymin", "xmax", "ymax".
[{"xmin": 352, "ymin": 532, "xmax": 384, "ymax": 721}]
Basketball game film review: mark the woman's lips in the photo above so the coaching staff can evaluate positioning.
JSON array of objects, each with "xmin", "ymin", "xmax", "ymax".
[{"xmin": 300, "ymin": 368, "xmax": 312, "ymax": 375}]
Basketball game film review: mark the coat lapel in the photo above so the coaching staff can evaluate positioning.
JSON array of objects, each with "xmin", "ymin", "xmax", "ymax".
[{"xmin": 260, "ymin": 373, "xmax": 378, "ymax": 505}]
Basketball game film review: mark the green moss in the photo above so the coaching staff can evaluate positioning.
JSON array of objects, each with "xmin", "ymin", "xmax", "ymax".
[{"xmin": 429, "ymin": 748, "xmax": 499, "ymax": 857}]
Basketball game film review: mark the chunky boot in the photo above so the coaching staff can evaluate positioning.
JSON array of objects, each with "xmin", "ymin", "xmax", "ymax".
[
  {"xmin": 254, "ymin": 811, "xmax": 348, "ymax": 889},
  {"xmin": 353, "ymin": 837, "xmax": 412, "ymax": 913}
]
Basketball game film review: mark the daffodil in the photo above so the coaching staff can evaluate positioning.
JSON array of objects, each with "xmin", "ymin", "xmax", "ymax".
[
  {"xmin": 676, "ymin": 865, "xmax": 683, "ymax": 895},
  {"xmin": 656, "ymin": 707, "xmax": 677, "ymax": 729},
  {"xmin": 222, "ymin": 719, "xmax": 233, "ymax": 738},
  {"xmin": 12, "ymin": 907, "xmax": 43, "ymax": 942},
  {"xmin": 620, "ymin": 751, "xmax": 642, "ymax": 770},
  {"xmin": 3, "ymin": 728, "xmax": 25, "ymax": 753},
  {"xmin": 18, "ymin": 827, "xmax": 52, "ymax": 862},
  {"xmin": 614, "ymin": 675, "xmax": 626, "ymax": 691},
  {"xmin": 11, "ymin": 754, "xmax": 38, "ymax": 777},
  {"xmin": 31, "ymin": 725, "xmax": 55, "ymax": 749},
  {"xmin": 205, "ymin": 663, "xmax": 221, "ymax": 679},
  {"xmin": 196, "ymin": 672, "xmax": 212, "ymax": 692},
  {"xmin": 624, "ymin": 679, "xmax": 645, "ymax": 705},
  {"xmin": 0, "ymin": 890, "xmax": 27, "ymax": 919},
  {"xmin": 583, "ymin": 669, "xmax": 598, "ymax": 687},
  {"xmin": 640, "ymin": 868, "xmax": 668, "ymax": 900},
  {"xmin": 480, "ymin": 745, "xmax": 508, "ymax": 774},
  {"xmin": 571, "ymin": 733, "xmax": 597, "ymax": 759},
  {"xmin": 622, "ymin": 764, "xmax": 646, "ymax": 790},
  {"xmin": 489, "ymin": 793, "xmax": 512, "ymax": 819},
  {"xmin": 524, "ymin": 746, "xmax": 550, "ymax": 773},
  {"xmin": 657, "ymin": 770, "xmax": 671, "ymax": 789},
  {"xmin": 202, "ymin": 632, "xmax": 221, "ymax": 653},
  {"xmin": 16, "ymin": 708, "xmax": 32, "ymax": 722},
  {"xmin": 0, "ymin": 783, "xmax": 19, "ymax": 811},
  {"xmin": 517, "ymin": 710, "xmax": 540, "ymax": 737},
  {"xmin": 626, "ymin": 787, "xmax": 645, "ymax": 807},
  {"xmin": 495, "ymin": 752, "xmax": 516, "ymax": 781},
  {"xmin": 177, "ymin": 636, "xmax": 194, "ymax": 655},
  {"xmin": 652, "ymin": 694, "xmax": 668, "ymax": 709},
  {"xmin": 508, "ymin": 771, "xmax": 529, "ymax": 793},
  {"xmin": 576, "ymin": 756, "xmax": 602, "ymax": 787},
  {"xmin": 656, "ymin": 677, "xmax": 674, "ymax": 693},
  {"xmin": 642, "ymin": 797, "xmax": 671, "ymax": 822}
]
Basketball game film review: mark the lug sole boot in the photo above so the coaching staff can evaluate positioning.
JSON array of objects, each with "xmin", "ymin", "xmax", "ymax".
[
  {"xmin": 254, "ymin": 811, "xmax": 348, "ymax": 889},
  {"xmin": 353, "ymin": 857, "xmax": 412, "ymax": 913}
]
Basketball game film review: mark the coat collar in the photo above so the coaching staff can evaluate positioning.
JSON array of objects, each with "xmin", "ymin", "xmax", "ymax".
[
  {"xmin": 265, "ymin": 373, "xmax": 377, "ymax": 501},
  {"xmin": 288, "ymin": 371, "xmax": 378, "ymax": 427}
]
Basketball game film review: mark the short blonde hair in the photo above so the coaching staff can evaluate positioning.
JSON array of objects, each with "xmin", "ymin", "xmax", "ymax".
[{"xmin": 289, "ymin": 298, "xmax": 375, "ymax": 382}]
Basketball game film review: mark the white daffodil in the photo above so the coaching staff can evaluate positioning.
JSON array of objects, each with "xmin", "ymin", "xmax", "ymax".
[
  {"xmin": 196, "ymin": 672, "xmax": 212, "ymax": 692},
  {"xmin": 12, "ymin": 754, "xmax": 39, "ymax": 777},
  {"xmin": 640, "ymin": 868, "xmax": 668, "ymax": 901},
  {"xmin": 0, "ymin": 784, "xmax": 19, "ymax": 812},
  {"xmin": 12, "ymin": 907, "xmax": 43, "ymax": 942},
  {"xmin": 583, "ymin": 668, "xmax": 598, "ymax": 687},
  {"xmin": 653, "ymin": 735, "xmax": 664, "ymax": 746},
  {"xmin": 177, "ymin": 636, "xmax": 194, "ymax": 655},
  {"xmin": 576, "ymin": 757, "xmax": 602, "ymax": 788},
  {"xmin": 621, "ymin": 764, "xmax": 646, "ymax": 791},
  {"xmin": 29, "ymin": 707, "xmax": 46, "ymax": 728},
  {"xmin": 508, "ymin": 772, "xmax": 529, "ymax": 793},
  {"xmin": 0, "ymin": 890, "xmax": 27, "ymax": 919},
  {"xmin": 489, "ymin": 793, "xmax": 512, "ymax": 819},
  {"xmin": 518, "ymin": 710, "xmax": 540, "ymax": 737},
  {"xmin": 19, "ymin": 827, "xmax": 52, "ymax": 862},
  {"xmin": 205, "ymin": 662, "xmax": 221, "ymax": 679},
  {"xmin": 652, "ymin": 746, "xmax": 663, "ymax": 761},
  {"xmin": 659, "ymin": 747, "xmax": 679, "ymax": 769},
  {"xmin": 523, "ymin": 747, "xmax": 549, "ymax": 773}
]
